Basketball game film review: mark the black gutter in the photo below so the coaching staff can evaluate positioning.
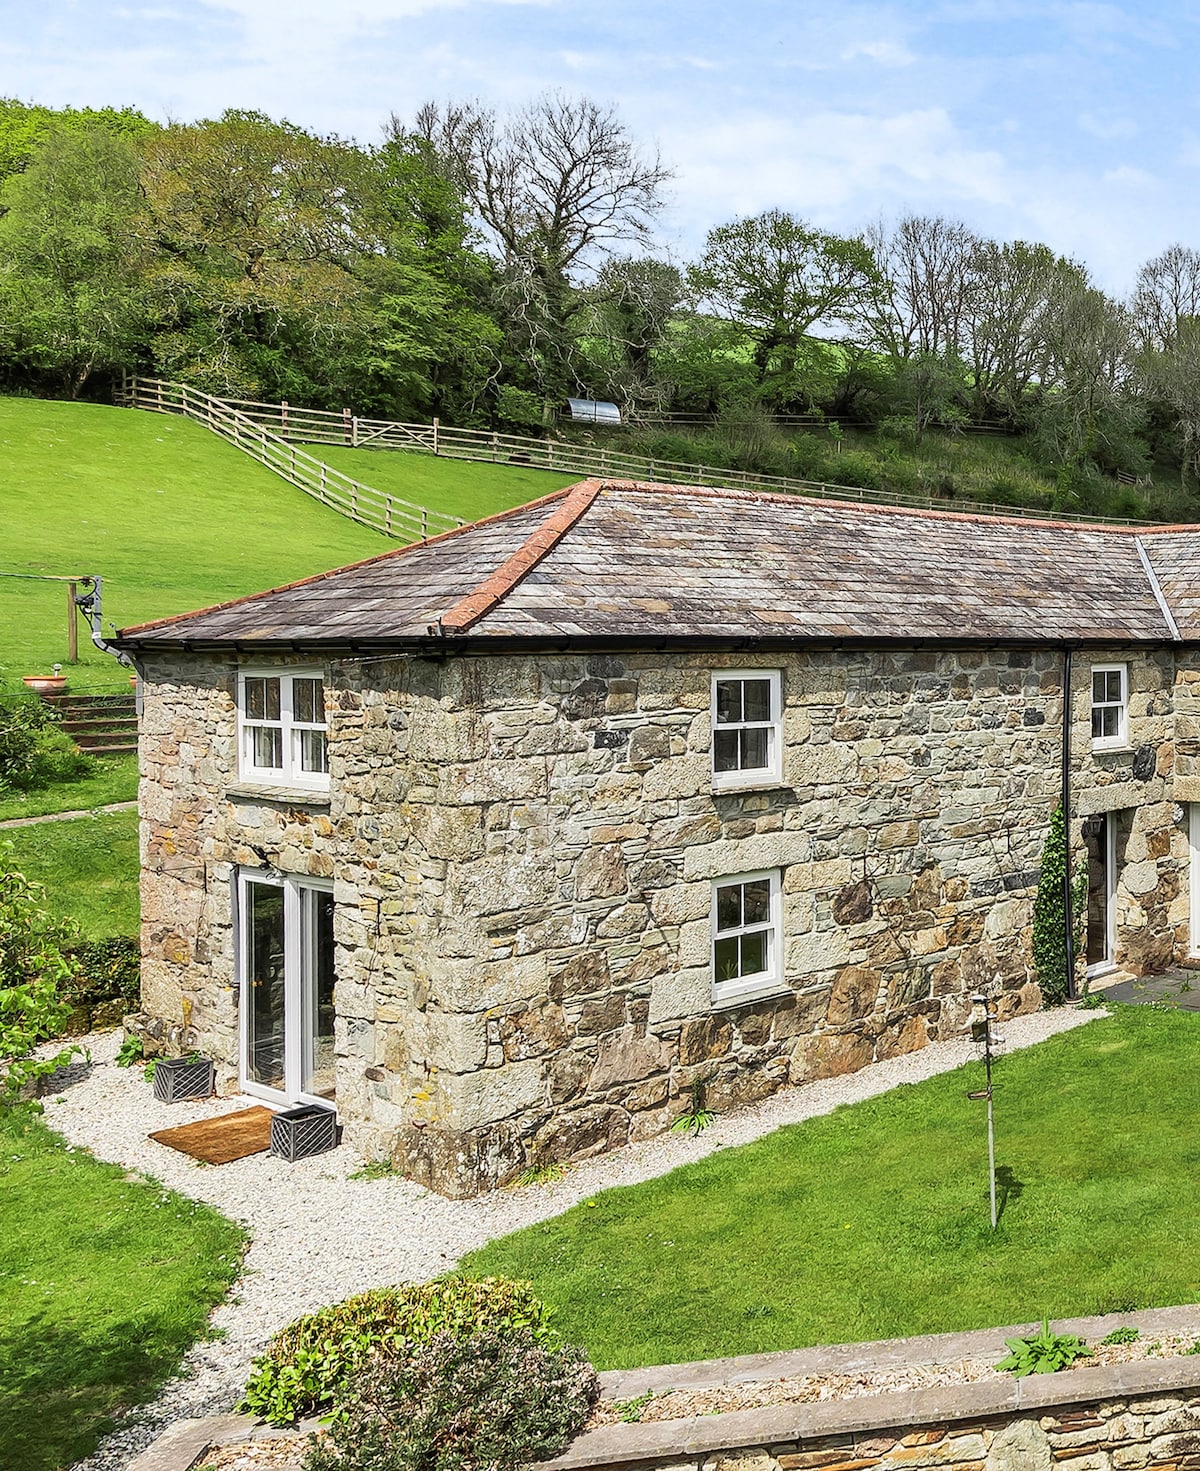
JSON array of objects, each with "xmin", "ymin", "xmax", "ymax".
[{"xmin": 1061, "ymin": 645, "xmax": 1077, "ymax": 1001}]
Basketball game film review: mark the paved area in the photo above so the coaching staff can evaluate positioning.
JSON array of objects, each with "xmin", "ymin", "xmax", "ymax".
[{"xmin": 1096, "ymin": 969, "xmax": 1200, "ymax": 1011}]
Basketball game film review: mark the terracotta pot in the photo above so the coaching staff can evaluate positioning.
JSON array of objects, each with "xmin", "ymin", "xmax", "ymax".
[
  {"xmin": 23, "ymin": 675, "xmax": 68, "ymax": 694},
  {"xmin": 129, "ymin": 674, "xmax": 139, "ymax": 688}
]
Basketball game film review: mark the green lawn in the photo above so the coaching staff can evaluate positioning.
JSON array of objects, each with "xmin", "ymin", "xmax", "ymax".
[
  {"xmin": 467, "ymin": 1007, "xmax": 1200, "ymax": 1370},
  {"xmin": 0, "ymin": 1105, "xmax": 245, "ymax": 1471},
  {"xmin": 0, "ymin": 397, "xmax": 562, "ymax": 695},
  {"xmin": 0, "ymin": 753, "xmax": 138, "ymax": 822},
  {"xmin": 0, "ymin": 810, "xmax": 139, "ymax": 937},
  {"xmin": 316, "ymin": 443, "xmax": 575, "ymax": 523}
]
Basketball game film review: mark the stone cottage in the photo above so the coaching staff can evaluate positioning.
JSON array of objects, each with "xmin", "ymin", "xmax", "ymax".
[{"xmin": 115, "ymin": 478, "xmax": 1200, "ymax": 1195}]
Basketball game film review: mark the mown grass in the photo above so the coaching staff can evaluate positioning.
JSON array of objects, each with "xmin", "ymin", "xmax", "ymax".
[
  {"xmin": 467, "ymin": 1007, "xmax": 1200, "ymax": 1370},
  {"xmin": 0, "ymin": 398, "xmax": 557, "ymax": 694},
  {"xmin": 0, "ymin": 752, "xmax": 138, "ymax": 822},
  {"xmin": 315, "ymin": 443, "xmax": 575, "ymax": 523},
  {"xmin": 0, "ymin": 1105, "xmax": 246, "ymax": 1471},
  {"xmin": 0, "ymin": 809, "xmax": 139, "ymax": 937}
]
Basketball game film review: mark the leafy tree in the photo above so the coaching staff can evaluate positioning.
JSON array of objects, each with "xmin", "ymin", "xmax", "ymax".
[
  {"xmin": 578, "ymin": 256, "xmax": 684, "ymax": 410},
  {"xmin": 1132, "ymin": 243, "xmax": 1200, "ymax": 352},
  {"xmin": 0, "ymin": 123, "xmax": 147, "ymax": 395},
  {"xmin": 139, "ymin": 110, "xmax": 381, "ymax": 401},
  {"xmin": 0, "ymin": 97, "xmax": 155, "ymax": 189},
  {"xmin": 690, "ymin": 209, "xmax": 876, "ymax": 406},
  {"xmin": 411, "ymin": 93, "xmax": 671, "ymax": 415}
]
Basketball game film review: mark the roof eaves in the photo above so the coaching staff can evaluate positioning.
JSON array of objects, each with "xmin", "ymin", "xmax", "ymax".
[
  {"xmin": 114, "ymin": 481, "xmax": 579, "ymax": 641},
  {"xmin": 438, "ymin": 478, "xmax": 606, "ymax": 635}
]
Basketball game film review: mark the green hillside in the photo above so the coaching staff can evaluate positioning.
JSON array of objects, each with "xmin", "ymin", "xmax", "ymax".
[{"xmin": 0, "ymin": 398, "xmax": 571, "ymax": 692}]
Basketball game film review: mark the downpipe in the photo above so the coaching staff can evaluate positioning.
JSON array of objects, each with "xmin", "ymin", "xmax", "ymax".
[{"xmin": 1061, "ymin": 646, "xmax": 1077, "ymax": 1001}]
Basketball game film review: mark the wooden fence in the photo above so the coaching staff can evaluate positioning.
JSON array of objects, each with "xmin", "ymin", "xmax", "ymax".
[
  {"xmin": 118, "ymin": 376, "xmax": 1143, "ymax": 528},
  {"xmin": 117, "ymin": 377, "xmax": 463, "ymax": 542}
]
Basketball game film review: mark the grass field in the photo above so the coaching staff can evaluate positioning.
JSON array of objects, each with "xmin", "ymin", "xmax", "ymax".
[
  {"xmin": 0, "ymin": 809, "xmax": 139, "ymax": 937},
  {"xmin": 0, "ymin": 753, "xmax": 138, "ymax": 823},
  {"xmin": 466, "ymin": 1006, "xmax": 1200, "ymax": 1370},
  {"xmin": 0, "ymin": 1104, "xmax": 245, "ymax": 1471},
  {"xmin": 0, "ymin": 397, "xmax": 567, "ymax": 695}
]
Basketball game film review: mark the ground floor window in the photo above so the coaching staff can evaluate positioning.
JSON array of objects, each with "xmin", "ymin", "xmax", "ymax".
[
  {"xmin": 237, "ymin": 870, "xmax": 335, "ymax": 1104},
  {"xmin": 711, "ymin": 869, "xmax": 782, "ymax": 1004}
]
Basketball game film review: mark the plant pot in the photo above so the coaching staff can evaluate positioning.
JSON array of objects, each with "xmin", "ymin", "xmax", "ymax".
[
  {"xmin": 269, "ymin": 1104, "xmax": 338, "ymax": 1161},
  {"xmin": 152, "ymin": 1055, "xmax": 215, "ymax": 1104},
  {"xmin": 23, "ymin": 675, "xmax": 68, "ymax": 694},
  {"xmin": 129, "ymin": 674, "xmax": 139, "ymax": 689}
]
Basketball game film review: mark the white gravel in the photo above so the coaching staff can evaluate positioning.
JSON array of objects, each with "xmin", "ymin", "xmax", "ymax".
[{"xmin": 46, "ymin": 1004, "xmax": 1102, "ymax": 1470}]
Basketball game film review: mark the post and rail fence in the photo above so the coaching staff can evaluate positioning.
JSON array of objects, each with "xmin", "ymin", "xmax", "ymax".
[{"xmin": 116, "ymin": 375, "xmax": 1146, "ymax": 532}]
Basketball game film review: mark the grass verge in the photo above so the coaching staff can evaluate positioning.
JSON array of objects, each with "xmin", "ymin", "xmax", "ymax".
[
  {"xmin": 0, "ymin": 809, "xmax": 139, "ymax": 937},
  {"xmin": 466, "ymin": 1007, "xmax": 1200, "ymax": 1370},
  {"xmin": 0, "ymin": 1104, "xmax": 246, "ymax": 1471},
  {"xmin": 0, "ymin": 753, "xmax": 138, "ymax": 823}
]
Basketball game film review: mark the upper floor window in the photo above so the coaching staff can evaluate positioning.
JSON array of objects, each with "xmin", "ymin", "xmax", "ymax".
[
  {"xmin": 1090, "ymin": 664, "xmax": 1128, "ymax": 751},
  {"xmin": 712, "ymin": 869, "xmax": 782, "ymax": 1004},
  {"xmin": 711, "ymin": 670, "xmax": 782, "ymax": 789},
  {"xmin": 238, "ymin": 670, "xmax": 329, "ymax": 787}
]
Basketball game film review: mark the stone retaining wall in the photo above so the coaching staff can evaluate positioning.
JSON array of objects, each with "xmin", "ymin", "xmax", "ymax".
[{"xmin": 135, "ymin": 642, "xmax": 1188, "ymax": 1195}]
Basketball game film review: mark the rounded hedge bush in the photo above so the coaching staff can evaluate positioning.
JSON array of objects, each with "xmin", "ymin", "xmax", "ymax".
[
  {"xmin": 302, "ymin": 1328, "xmax": 599, "ymax": 1471},
  {"xmin": 241, "ymin": 1276, "xmax": 559, "ymax": 1426}
]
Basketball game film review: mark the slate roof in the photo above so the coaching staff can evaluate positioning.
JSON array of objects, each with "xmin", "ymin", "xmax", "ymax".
[{"xmin": 116, "ymin": 480, "xmax": 1200, "ymax": 650}]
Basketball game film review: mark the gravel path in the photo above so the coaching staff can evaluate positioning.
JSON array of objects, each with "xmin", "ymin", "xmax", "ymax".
[{"xmin": 50, "ymin": 1004, "xmax": 1102, "ymax": 1471}]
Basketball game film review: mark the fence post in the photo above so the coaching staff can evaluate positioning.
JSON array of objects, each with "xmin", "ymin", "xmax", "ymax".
[
  {"xmin": 491, "ymin": 432, "xmax": 498, "ymax": 463},
  {"xmin": 281, "ymin": 401, "xmax": 289, "ymax": 438},
  {"xmin": 156, "ymin": 379, "xmax": 164, "ymax": 413},
  {"xmin": 343, "ymin": 408, "xmax": 352, "ymax": 446},
  {"xmin": 352, "ymin": 417, "xmax": 359, "ymax": 448},
  {"xmin": 320, "ymin": 464, "xmax": 327, "ymax": 502},
  {"xmin": 433, "ymin": 417, "xmax": 440, "ymax": 456},
  {"xmin": 422, "ymin": 508, "xmax": 428, "ymax": 539},
  {"xmin": 67, "ymin": 582, "xmax": 78, "ymax": 664}
]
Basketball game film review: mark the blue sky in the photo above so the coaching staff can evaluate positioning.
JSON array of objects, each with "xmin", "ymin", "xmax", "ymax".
[{"xmin": 3, "ymin": 1, "xmax": 1197, "ymax": 290}]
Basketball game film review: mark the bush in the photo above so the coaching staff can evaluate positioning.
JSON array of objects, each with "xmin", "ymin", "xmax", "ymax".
[
  {"xmin": 1032, "ymin": 804, "xmax": 1087, "ymax": 1007},
  {"xmin": 302, "ymin": 1329, "xmax": 598, "ymax": 1471},
  {"xmin": 63, "ymin": 936, "xmax": 140, "ymax": 1007},
  {"xmin": 0, "ymin": 858, "xmax": 83, "ymax": 1099},
  {"xmin": 0, "ymin": 698, "xmax": 92, "ymax": 794},
  {"xmin": 241, "ymin": 1276, "xmax": 559, "ymax": 1426}
]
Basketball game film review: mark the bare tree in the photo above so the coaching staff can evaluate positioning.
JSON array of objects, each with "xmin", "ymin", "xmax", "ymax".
[
  {"xmin": 860, "ymin": 214, "xmax": 978, "ymax": 361},
  {"xmin": 1132, "ymin": 243, "xmax": 1200, "ymax": 351},
  {"xmin": 1035, "ymin": 279, "xmax": 1134, "ymax": 474},
  {"xmin": 397, "ymin": 94, "xmax": 671, "ymax": 410}
]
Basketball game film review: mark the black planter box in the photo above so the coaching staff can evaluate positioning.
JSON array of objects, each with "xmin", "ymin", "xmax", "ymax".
[
  {"xmin": 152, "ymin": 1055, "xmax": 215, "ymax": 1104},
  {"xmin": 269, "ymin": 1104, "xmax": 337, "ymax": 1162}
]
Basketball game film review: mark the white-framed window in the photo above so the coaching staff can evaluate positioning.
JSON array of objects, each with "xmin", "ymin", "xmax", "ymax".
[
  {"xmin": 711, "ymin": 669, "xmax": 782, "ymax": 788},
  {"xmin": 711, "ymin": 868, "xmax": 783, "ymax": 1004},
  {"xmin": 1090, "ymin": 664, "xmax": 1129, "ymax": 751},
  {"xmin": 238, "ymin": 669, "xmax": 329, "ymax": 787}
]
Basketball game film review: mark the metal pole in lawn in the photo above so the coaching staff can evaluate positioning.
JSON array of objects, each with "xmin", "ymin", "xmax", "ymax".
[{"xmin": 969, "ymin": 991, "xmax": 999, "ymax": 1230}]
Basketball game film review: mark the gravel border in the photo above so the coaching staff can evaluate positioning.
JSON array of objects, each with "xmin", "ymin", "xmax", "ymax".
[{"xmin": 45, "ymin": 1003, "xmax": 1101, "ymax": 1470}]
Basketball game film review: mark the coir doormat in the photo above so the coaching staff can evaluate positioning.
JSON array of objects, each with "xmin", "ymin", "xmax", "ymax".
[{"xmin": 149, "ymin": 1105, "xmax": 274, "ymax": 1165}]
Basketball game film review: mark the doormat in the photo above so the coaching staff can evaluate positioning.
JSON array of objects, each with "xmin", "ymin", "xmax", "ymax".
[{"xmin": 149, "ymin": 1105, "xmax": 274, "ymax": 1165}]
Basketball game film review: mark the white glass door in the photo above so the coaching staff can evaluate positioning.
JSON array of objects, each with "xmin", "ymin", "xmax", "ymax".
[
  {"xmin": 239, "ymin": 871, "xmax": 335, "ymax": 1106},
  {"xmin": 1191, "ymin": 806, "xmax": 1200, "ymax": 957}
]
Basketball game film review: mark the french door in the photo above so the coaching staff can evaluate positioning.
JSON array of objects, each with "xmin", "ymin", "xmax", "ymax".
[
  {"xmin": 1083, "ymin": 814, "xmax": 1117, "ymax": 978},
  {"xmin": 238, "ymin": 871, "xmax": 336, "ymax": 1106}
]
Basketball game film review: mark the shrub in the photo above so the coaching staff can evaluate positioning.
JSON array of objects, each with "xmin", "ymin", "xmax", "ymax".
[
  {"xmin": 1032, "ymin": 804, "xmax": 1087, "ymax": 1007},
  {"xmin": 302, "ymin": 1329, "xmax": 598, "ymax": 1471},
  {"xmin": 0, "ymin": 858, "xmax": 83, "ymax": 1099},
  {"xmin": 63, "ymin": 936, "xmax": 140, "ymax": 1007},
  {"xmin": 241, "ymin": 1276, "xmax": 559, "ymax": 1426},
  {"xmin": 0, "ymin": 698, "xmax": 92, "ymax": 794}
]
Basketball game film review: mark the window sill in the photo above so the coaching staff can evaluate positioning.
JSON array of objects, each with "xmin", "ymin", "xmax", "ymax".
[
  {"xmin": 1090, "ymin": 744, "xmax": 1133, "ymax": 757},
  {"xmin": 226, "ymin": 781, "xmax": 331, "ymax": 809},
  {"xmin": 710, "ymin": 980, "xmax": 790, "ymax": 1012},
  {"xmin": 712, "ymin": 777, "xmax": 789, "ymax": 796}
]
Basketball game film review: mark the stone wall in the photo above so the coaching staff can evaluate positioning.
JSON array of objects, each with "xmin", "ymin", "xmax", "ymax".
[{"xmin": 134, "ymin": 641, "xmax": 1190, "ymax": 1195}]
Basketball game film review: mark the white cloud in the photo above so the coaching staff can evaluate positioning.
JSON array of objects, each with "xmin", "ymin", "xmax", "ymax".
[
  {"xmin": 1101, "ymin": 164, "xmax": 1156, "ymax": 187},
  {"xmin": 840, "ymin": 39, "xmax": 916, "ymax": 65},
  {"xmin": 1078, "ymin": 111, "xmax": 1137, "ymax": 140}
]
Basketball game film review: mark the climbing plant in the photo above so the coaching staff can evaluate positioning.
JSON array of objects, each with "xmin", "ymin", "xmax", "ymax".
[{"xmin": 1032, "ymin": 803, "xmax": 1087, "ymax": 1007}]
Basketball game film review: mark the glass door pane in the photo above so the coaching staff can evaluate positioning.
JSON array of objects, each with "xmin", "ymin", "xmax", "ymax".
[
  {"xmin": 245, "ymin": 880, "xmax": 286, "ymax": 1091},
  {"xmin": 302, "ymin": 888, "xmax": 336, "ymax": 1100}
]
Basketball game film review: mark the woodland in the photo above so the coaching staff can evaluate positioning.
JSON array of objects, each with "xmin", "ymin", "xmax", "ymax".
[{"xmin": 4, "ymin": 93, "xmax": 1200, "ymax": 519}]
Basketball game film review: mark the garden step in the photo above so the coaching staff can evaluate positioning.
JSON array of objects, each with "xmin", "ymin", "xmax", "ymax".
[{"xmin": 79, "ymin": 741, "xmax": 138, "ymax": 754}]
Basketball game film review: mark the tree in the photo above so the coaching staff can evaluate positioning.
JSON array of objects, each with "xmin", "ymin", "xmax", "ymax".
[
  {"xmin": 578, "ymin": 256, "xmax": 684, "ymax": 410},
  {"xmin": 139, "ymin": 110, "xmax": 382, "ymax": 401},
  {"xmin": 0, "ymin": 97, "xmax": 155, "ymax": 190},
  {"xmin": 409, "ymin": 93, "xmax": 671, "ymax": 413},
  {"xmin": 0, "ymin": 123, "xmax": 147, "ymax": 396},
  {"xmin": 860, "ymin": 214, "xmax": 978, "ymax": 362},
  {"xmin": 1141, "ymin": 318, "xmax": 1200, "ymax": 490},
  {"xmin": 1132, "ymin": 243, "xmax": 1200, "ymax": 352},
  {"xmin": 689, "ymin": 209, "xmax": 876, "ymax": 406}
]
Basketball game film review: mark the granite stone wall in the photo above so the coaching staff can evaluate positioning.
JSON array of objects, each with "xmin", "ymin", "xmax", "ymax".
[{"xmin": 132, "ymin": 642, "xmax": 1190, "ymax": 1196}]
